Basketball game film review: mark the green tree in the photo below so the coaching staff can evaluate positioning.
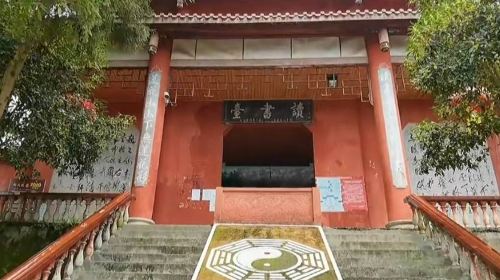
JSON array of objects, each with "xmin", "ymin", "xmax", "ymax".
[
  {"xmin": 0, "ymin": 1, "xmax": 152, "ymax": 177},
  {"xmin": 406, "ymin": 0, "xmax": 500, "ymax": 175}
]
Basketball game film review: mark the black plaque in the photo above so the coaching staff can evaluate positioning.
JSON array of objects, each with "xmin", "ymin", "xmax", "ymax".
[{"xmin": 224, "ymin": 100, "xmax": 313, "ymax": 123}]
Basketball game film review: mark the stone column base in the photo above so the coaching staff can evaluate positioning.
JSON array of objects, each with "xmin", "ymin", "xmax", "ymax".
[
  {"xmin": 386, "ymin": 220, "xmax": 415, "ymax": 229},
  {"xmin": 128, "ymin": 217, "xmax": 155, "ymax": 225}
]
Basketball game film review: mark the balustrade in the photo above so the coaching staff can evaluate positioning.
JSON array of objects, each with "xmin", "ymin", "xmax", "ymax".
[
  {"xmin": 1, "ymin": 192, "xmax": 133, "ymax": 280},
  {"xmin": 406, "ymin": 194, "xmax": 500, "ymax": 280},
  {"xmin": 422, "ymin": 196, "xmax": 500, "ymax": 230},
  {"xmin": 0, "ymin": 193, "xmax": 116, "ymax": 224}
]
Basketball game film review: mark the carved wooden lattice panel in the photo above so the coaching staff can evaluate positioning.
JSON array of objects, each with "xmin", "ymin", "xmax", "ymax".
[{"xmin": 169, "ymin": 66, "xmax": 370, "ymax": 101}]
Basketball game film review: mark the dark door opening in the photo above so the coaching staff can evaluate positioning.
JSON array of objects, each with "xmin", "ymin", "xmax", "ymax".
[{"xmin": 222, "ymin": 125, "xmax": 314, "ymax": 187}]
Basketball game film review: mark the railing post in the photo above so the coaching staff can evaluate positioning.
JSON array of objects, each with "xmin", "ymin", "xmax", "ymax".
[
  {"xmin": 34, "ymin": 196, "xmax": 43, "ymax": 222},
  {"xmin": 480, "ymin": 201, "xmax": 492, "ymax": 228},
  {"xmin": 14, "ymin": 196, "xmax": 24, "ymax": 222},
  {"xmin": 74, "ymin": 240, "xmax": 86, "ymax": 267},
  {"xmin": 83, "ymin": 198, "xmax": 92, "ymax": 219},
  {"xmin": 41, "ymin": 264, "xmax": 54, "ymax": 280},
  {"xmin": 417, "ymin": 209, "xmax": 426, "ymax": 233},
  {"xmin": 23, "ymin": 197, "xmax": 35, "ymax": 222},
  {"xmin": 51, "ymin": 255, "xmax": 65, "ymax": 280},
  {"xmin": 470, "ymin": 254, "xmax": 480, "ymax": 280},
  {"xmin": 84, "ymin": 231, "xmax": 96, "ymax": 261},
  {"xmin": 63, "ymin": 248, "xmax": 75, "ymax": 280},
  {"xmin": 124, "ymin": 203, "xmax": 130, "ymax": 224},
  {"xmin": 111, "ymin": 211, "xmax": 119, "ymax": 235},
  {"xmin": 471, "ymin": 202, "xmax": 481, "ymax": 228},
  {"xmin": 94, "ymin": 226, "xmax": 103, "ymax": 250},
  {"xmin": 103, "ymin": 218, "xmax": 111, "ymax": 242},
  {"xmin": 450, "ymin": 201, "xmax": 460, "ymax": 224},
  {"xmin": 491, "ymin": 201, "xmax": 500, "ymax": 228},
  {"xmin": 19, "ymin": 196, "xmax": 27, "ymax": 222},
  {"xmin": 459, "ymin": 202, "xmax": 469, "ymax": 227},
  {"xmin": 43, "ymin": 199, "xmax": 52, "ymax": 222}
]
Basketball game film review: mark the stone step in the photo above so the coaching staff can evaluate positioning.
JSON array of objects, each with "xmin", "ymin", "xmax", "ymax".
[
  {"xmin": 88, "ymin": 261, "xmax": 196, "ymax": 274},
  {"xmin": 332, "ymin": 248, "xmax": 438, "ymax": 259},
  {"xmin": 327, "ymin": 231, "xmax": 412, "ymax": 239},
  {"xmin": 120, "ymin": 224, "xmax": 211, "ymax": 232},
  {"xmin": 74, "ymin": 271, "xmax": 191, "ymax": 280},
  {"xmin": 473, "ymin": 230, "xmax": 500, "ymax": 237},
  {"xmin": 107, "ymin": 236, "xmax": 207, "ymax": 246},
  {"xmin": 73, "ymin": 225, "xmax": 211, "ymax": 280},
  {"xmin": 340, "ymin": 265, "xmax": 464, "ymax": 278},
  {"xmin": 334, "ymin": 255, "xmax": 452, "ymax": 268},
  {"xmin": 325, "ymin": 229, "xmax": 419, "ymax": 236},
  {"xmin": 94, "ymin": 252, "xmax": 201, "ymax": 264},
  {"xmin": 326, "ymin": 233, "xmax": 423, "ymax": 242},
  {"xmin": 475, "ymin": 231, "xmax": 500, "ymax": 251},
  {"xmin": 102, "ymin": 244, "xmax": 204, "ymax": 255},
  {"xmin": 343, "ymin": 277, "xmax": 467, "ymax": 280},
  {"xmin": 328, "ymin": 240, "xmax": 430, "ymax": 251},
  {"xmin": 116, "ymin": 230, "xmax": 210, "ymax": 239}
]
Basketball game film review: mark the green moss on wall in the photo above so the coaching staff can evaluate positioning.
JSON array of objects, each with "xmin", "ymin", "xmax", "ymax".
[{"xmin": 0, "ymin": 222, "xmax": 73, "ymax": 277}]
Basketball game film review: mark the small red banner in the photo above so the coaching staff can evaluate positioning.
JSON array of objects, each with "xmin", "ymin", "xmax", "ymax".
[
  {"xmin": 9, "ymin": 179, "xmax": 45, "ymax": 192},
  {"xmin": 341, "ymin": 178, "xmax": 368, "ymax": 211}
]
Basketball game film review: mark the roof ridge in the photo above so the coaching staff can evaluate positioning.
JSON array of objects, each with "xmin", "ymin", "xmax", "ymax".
[{"xmin": 152, "ymin": 8, "xmax": 419, "ymax": 24}]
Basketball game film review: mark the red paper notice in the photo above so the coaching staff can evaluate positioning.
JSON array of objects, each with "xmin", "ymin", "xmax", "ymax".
[{"xmin": 341, "ymin": 178, "xmax": 368, "ymax": 211}]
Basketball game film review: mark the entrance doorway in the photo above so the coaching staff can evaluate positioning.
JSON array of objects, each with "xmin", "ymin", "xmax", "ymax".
[{"xmin": 222, "ymin": 125, "xmax": 314, "ymax": 187}]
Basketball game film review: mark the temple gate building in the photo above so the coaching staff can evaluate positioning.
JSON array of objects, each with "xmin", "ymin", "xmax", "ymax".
[{"xmin": 1, "ymin": 0, "xmax": 499, "ymax": 229}]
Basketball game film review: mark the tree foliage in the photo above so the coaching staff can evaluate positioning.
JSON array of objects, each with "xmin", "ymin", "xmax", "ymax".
[
  {"xmin": 0, "ymin": 0, "xmax": 152, "ymax": 177},
  {"xmin": 406, "ymin": 0, "xmax": 500, "ymax": 174}
]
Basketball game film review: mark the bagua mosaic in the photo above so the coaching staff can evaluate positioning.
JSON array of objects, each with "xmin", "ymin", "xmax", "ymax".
[{"xmin": 206, "ymin": 239, "xmax": 330, "ymax": 280}]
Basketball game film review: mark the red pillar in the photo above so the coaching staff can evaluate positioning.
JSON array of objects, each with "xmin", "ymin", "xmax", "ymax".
[
  {"xmin": 129, "ymin": 37, "xmax": 172, "ymax": 224},
  {"xmin": 487, "ymin": 136, "xmax": 500, "ymax": 193},
  {"xmin": 366, "ymin": 32, "xmax": 413, "ymax": 227}
]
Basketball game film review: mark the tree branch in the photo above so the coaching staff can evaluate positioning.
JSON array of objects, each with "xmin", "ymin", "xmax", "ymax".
[{"xmin": 0, "ymin": 44, "xmax": 32, "ymax": 119}]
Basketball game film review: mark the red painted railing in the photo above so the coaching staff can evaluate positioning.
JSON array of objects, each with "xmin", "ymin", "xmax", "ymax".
[
  {"xmin": 421, "ymin": 196, "xmax": 500, "ymax": 229},
  {"xmin": 1, "ymin": 192, "xmax": 133, "ymax": 280},
  {"xmin": 405, "ymin": 194, "xmax": 500, "ymax": 279}
]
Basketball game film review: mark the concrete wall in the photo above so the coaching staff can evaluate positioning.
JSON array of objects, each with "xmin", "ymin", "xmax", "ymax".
[
  {"xmin": 311, "ymin": 100, "xmax": 389, "ymax": 228},
  {"xmin": 153, "ymin": 102, "xmax": 224, "ymax": 224},
  {"xmin": 215, "ymin": 187, "xmax": 321, "ymax": 224}
]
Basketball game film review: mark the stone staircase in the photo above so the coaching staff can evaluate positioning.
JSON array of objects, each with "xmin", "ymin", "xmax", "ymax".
[
  {"xmin": 476, "ymin": 231, "xmax": 500, "ymax": 252},
  {"xmin": 73, "ymin": 225, "xmax": 211, "ymax": 280},
  {"xmin": 325, "ymin": 229, "xmax": 469, "ymax": 280}
]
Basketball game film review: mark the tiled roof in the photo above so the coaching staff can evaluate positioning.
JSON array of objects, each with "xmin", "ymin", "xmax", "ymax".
[{"xmin": 152, "ymin": 9, "xmax": 419, "ymax": 24}]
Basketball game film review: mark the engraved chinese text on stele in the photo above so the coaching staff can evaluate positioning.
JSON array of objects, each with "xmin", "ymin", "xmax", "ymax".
[
  {"xmin": 378, "ymin": 67, "xmax": 408, "ymax": 189},
  {"xmin": 403, "ymin": 124, "xmax": 499, "ymax": 196},
  {"xmin": 134, "ymin": 71, "xmax": 162, "ymax": 187},
  {"xmin": 50, "ymin": 127, "xmax": 139, "ymax": 193}
]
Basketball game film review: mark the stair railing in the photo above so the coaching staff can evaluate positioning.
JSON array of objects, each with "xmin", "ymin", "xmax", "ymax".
[
  {"xmin": 421, "ymin": 196, "xmax": 500, "ymax": 229},
  {"xmin": 405, "ymin": 194, "xmax": 500, "ymax": 279},
  {"xmin": 1, "ymin": 192, "xmax": 133, "ymax": 280},
  {"xmin": 0, "ymin": 192, "xmax": 118, "ymax": 224}
]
